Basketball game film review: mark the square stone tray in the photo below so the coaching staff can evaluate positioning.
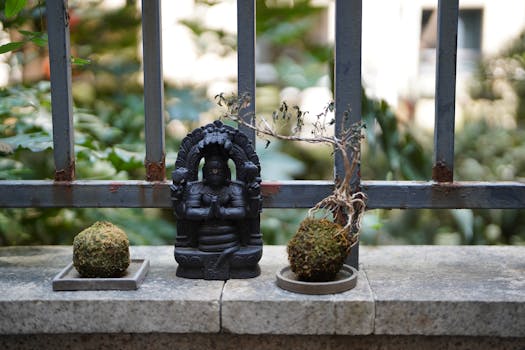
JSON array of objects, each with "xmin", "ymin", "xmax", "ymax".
[{"xmin": 52, "ymin": 259, "xmax": 149, "ymax": 291}]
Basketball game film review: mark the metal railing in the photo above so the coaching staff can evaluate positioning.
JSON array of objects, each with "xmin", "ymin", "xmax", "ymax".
[{"xmin": 1, "ymin": 0, "xmax": 524, "ymax": 267}]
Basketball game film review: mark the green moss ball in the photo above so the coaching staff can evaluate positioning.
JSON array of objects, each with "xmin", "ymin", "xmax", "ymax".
[
  {"xmin": 287, "ymin": 218, "xmax": 350, "ymax": 282},
  {"xmin": 73, "ymin": 221, "xmax": 130, "ymax": 278}
]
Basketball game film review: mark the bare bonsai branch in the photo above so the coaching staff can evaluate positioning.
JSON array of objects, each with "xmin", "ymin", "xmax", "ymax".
[{"xmin": 216, "ymin": 92, "xmax": 368, "ymax": 242}]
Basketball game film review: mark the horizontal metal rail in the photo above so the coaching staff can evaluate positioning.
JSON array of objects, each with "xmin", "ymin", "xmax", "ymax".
[{"xmin": 1, "ymin": 180, "xmax": 524, "ymax": 209}]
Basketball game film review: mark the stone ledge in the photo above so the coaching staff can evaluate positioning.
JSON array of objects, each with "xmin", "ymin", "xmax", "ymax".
[
  {"xmin": 221, "ymin": 246, "xmax": 374, "ymax": 335},
  {"xmin": 0, "ymin": 246, "xmax": 222, "ymax": 334},
  {"xmin": 0, "ymin": 245, "xmax": 523, "ymax": 337},
  {"xmin": 363, "ymin": 246, "xmax": 525, "ymax": 337}
]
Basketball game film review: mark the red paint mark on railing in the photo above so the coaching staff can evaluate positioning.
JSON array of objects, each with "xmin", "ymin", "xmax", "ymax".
[
  {"xmin": 261, "ymin": 182, "xmax": 282, "ymax": 197},
  {"xmin": 109, "ymin": 183, "xmax": 122, "ymax": 193}
]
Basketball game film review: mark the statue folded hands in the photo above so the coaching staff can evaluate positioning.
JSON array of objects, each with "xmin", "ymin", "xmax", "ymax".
[{"xmin": 171, "ymin": 121, "xmax": 262, "ymax": 280}]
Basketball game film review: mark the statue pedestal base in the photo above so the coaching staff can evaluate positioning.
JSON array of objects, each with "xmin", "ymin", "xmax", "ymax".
[{"xmin": 174, "ymin": 246, "xmax": 262, "ymax": 280}]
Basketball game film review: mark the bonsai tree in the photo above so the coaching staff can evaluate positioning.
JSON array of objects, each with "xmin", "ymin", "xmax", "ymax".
[{"xmin": 216, "ymin": 93, "xmax": 367, "ymax": 282}]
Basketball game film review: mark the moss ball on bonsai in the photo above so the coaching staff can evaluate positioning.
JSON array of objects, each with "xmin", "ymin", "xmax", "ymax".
[
  {"xmin": 73, "ymin": 221, "xmax": 130, "ymax": 278},
  {"xmin": 287, "ymin": 218, "xmax": 351, "ymax": 282}
]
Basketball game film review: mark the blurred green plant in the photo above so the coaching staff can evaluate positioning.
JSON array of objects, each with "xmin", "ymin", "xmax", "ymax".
[
  {"xmin": 361, "ymin": 90, "xmax": 431, "ymax": 181},
  {"xmin": 0, "ymin": 81, "xmax": 176, "ymax": 245},
  {"xmin": 4, "ymin": 0, "xmax": 29, "ymax": 19},
  {"xmin": 358, "ymin": 117, "xmax": 525, "ymax": 246},
  {"xmin": 0, "ymin": 1, "xmax": 179, "ymax": 245},
  {"xmin": 0, "ymin": 0, "xmax": 308, "ymax": 246},
  {"xmin": 0, "ymin": 29, "xmax": 47, "ymax": 54},
  {"xmin": 0, "ymin": 0, "xmax": 91, "ymax": 66},
  {"xmin": 469, "ymin": 29, "xmax": 525, "ymax": 126}
]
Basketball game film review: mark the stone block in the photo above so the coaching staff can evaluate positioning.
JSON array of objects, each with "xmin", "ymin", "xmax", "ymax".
[
  {"xmin": 362, "ymin": 246, "xmax": 525, "ymax": 337},
  {"xmin": 0, "ymin": 246, "xmax": 222, "ymax": 334},
  {"xmin": 1, "ymin": 245, "xmax": 524, "ymax": 338},
  {"xmin": 221, "ymin": 246, "xmax": 375, "ymax": 335}
]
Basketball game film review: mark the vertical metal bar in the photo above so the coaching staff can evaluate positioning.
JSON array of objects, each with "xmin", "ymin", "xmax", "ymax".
[
  {"xmin": 46, "ymin": 0, "xmax": 75, "ymax": 181},
  {"xmin": 142, "ymin": 0, "xmax": 166, "ymax": 181},
  {"xmin": 237, "ymin": 0, "xmax": 256, "ymax": 144},
  {"xmin": 335, "ymin": 0, "xmax": 362, "ymax": 269},
  {"xmin": 433, "ymin": 0, "xmax": 458, "ymax": 182}
]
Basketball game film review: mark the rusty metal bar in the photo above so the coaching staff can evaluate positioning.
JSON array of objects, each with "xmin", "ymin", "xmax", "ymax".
[
  {"xmin": 433, "ymin": 0, "xmax": 459, "ymax": 182},
  {"xmin": 2, "ymin": 180, "xmax": 523, "ymax": 209},
  {"xmin": 46, "ymin": 0, "xmax": 75, "ymax": 181},
  {"xmin": 334, "ymin": 0, "xmax": 362, "ymax": 187},
  {"xmin": 142, "ymin": 0, "xmax": 166, "ymax": 181},
  {"xmin": 335, "ymin": 0, "xmax": 362, "ymax": 269},
  {"xmin": 237, "ymin": 0, "xmax": 256, "ymax": 144}
]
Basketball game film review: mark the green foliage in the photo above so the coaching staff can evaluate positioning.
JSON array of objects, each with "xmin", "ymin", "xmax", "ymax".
[
  {"xmin": 0, "ymin": 41, "xmax": 24, "ymax": 54},
  {"xmin": 257, "ymin": 140, "xmax": 305, "ymax": 179},
  {"xmin": 166, "ymin": 88, "xmax": 213, "ymax": 123},
  {"xmin": 456, "ymin": 120, "xmax": 525, "ymax": 181},
  {"xmin": 1, "ymin": 0, "xmax": 45, "ymax": 56},
  {"xmin": 357, "ymin": 118, "xmax": 525, "ymax": 246},
  {"xmin": 470, "ymin": 29, "xmax": 525, "ymax": 125},
  {"xmin": 0, "ymin": 1, "xmax": 91, "ymax": 70},
  {"xmin": 357, "ymin": 117, "xmax": 525, "ymax": 246},
  {"xmin": 4, "ymin": 0, "xmax": 28, "ymax": 19},
  {"xmin": 0, "ymin": 83, "xmax": 52, "ymax": 179},
  {"xmin": 261, "ymin": 208, "xmax": 308, "ymax": 245},
  {"xmin": 0, "ymin": 2, "xmax": 180, "ymax": 246},
  {"xmin": 361, "ymin": 90, "xmax": 431, "ymax": 180},
  {"xmin": 70, "ymin": 56, "xmax": 91, "ymax": 66},
  {"xmin": 257, "ymin": 1, "xmax": 331, "ymax": 89},
  {"xmin": 256, "ymin": 0, "xmax": 324, "ymax": 44},
  {"xmin": 0, "ymin": 82, "xmax": 146, "ymax": 179},
  {"xmin": 1, "ymin": 0, "xmax": 44, "ymax": 27},
  {"xmin": 0, "ymin": 206, "xmax": 176, "ymax": 246},
  {"xmin": 447, "ymin": 28, "xmax": 525, "ymax": 246}
]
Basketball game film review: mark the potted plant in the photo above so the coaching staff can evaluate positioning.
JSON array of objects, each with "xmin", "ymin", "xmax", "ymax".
[
  {"xmin": 52, "ymin": 221, "xmax": 150, "ymax": 291},
  {"xmin": 217, "ymin": 93, "xmax": 367, "ymax": 294}
]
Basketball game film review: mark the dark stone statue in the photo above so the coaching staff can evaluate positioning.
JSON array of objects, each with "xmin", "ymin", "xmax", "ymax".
[{"xmin": 171, "ymin": 120, "xmax": 263, "ymax": 280}]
